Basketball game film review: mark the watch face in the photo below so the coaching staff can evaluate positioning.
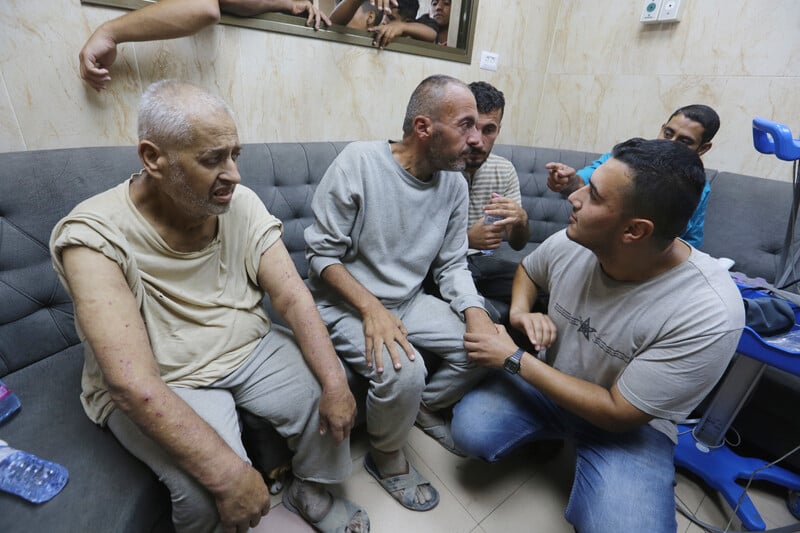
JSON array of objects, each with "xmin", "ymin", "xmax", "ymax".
[{"xmin": 503, "ymin": 356, "xmax": 520, "ymax": 374}]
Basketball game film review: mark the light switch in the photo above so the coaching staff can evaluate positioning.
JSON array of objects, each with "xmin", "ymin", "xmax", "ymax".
[{"xmin": 479, "ymin": 51, "xmax": 499, "ymax": 72}]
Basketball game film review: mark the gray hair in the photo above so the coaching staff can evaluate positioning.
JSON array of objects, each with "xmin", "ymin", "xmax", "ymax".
[
  {"xmin": 402, "ymin": 74, "xmax": 467, "ymax": 135},
  {"xmin": 137, "ymin": 79, "xmax": 234, "ymax": 149}
]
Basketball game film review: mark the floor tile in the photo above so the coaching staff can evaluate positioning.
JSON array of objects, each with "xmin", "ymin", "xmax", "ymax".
[
  {"xmin": 250, "ymin": 425, "xmax": 800, "ymax": 533},
  {"xmin": 478, "ymin": 446, "xmax": 574, "ymax": 533},
  {"xmin": 251, "ymin": 503, "xmax": 313, "ymax": 532},
  {"xmin": 745, "ymin": 481, "xmax": 797, "ymax": 528},
  {"xmin": 407, "ymin": 426, "xmax": 537, "ymax": 523}
]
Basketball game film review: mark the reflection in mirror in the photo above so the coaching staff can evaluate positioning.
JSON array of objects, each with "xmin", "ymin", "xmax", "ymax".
[{"xmin": 82, "ymin": 0, "xmax": 478, "ymax": 63}]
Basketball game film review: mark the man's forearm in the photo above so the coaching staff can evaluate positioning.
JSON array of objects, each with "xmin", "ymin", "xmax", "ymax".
[
  {"xmin": 399, "ymin": 21, "xmax": 437, "ymax": 42},
  {"xmin": 465, "ymin": 306, "xmax": 496, "ymax": 332},
  {"xmin": 508, "ymin": 215, "xmax": 530, "ymax": 251},
  {"xmin": 320, "ymin": 263, "xmax": 383, "ymax": 316},
  {"xmin": 272, "ymin": 279, "xmax": 349, "ymax": 390},
  {"xmin": 99, "ymin": 0, "xmax": 221, "ymax": 43},
  {"xmin": 515, "ymin": 352, "xmax": 651, "ymax": 432},
  {"xmin": 220, "ymin": 0, "xmax": 294, "ymax": 17},
  {"xmin": 110, "ymin": 375, "xmax": 250, "ymax": 493}
]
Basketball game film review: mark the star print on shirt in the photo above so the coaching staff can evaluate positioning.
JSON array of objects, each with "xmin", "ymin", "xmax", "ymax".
[
  {"xmin": 578, "ymin": 317, "xmax": 596, "ymax": 340},
  {"xmin": 553, "ymin": 303, "xmax": 632, "ymax": 363}
]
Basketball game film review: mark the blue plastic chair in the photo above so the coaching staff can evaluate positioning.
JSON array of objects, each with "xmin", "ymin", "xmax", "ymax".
[{"xmin": 674, "ymin": 285, "xmax": 800, "ymax": 530}]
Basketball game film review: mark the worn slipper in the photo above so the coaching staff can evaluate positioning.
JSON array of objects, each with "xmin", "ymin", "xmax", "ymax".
[
  {"xmin": 363, "ymin": 453, "xmax": 440, "ymax": 512},
  {"xmin": 414, "ymin": 409, "xmax": 466, "ymax": 457},
  {"xmin": 283, "ymin": 486, "xmax": 370, "ymax": 533}
]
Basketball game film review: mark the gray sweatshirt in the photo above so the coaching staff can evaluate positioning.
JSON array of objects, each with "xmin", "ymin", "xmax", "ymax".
[{"xmin": 304, "ymin": 140, "xmax": 485, "ymax": 314}]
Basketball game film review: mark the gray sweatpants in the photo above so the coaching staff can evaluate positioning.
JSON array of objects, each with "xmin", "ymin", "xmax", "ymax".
[
  {"xmin": 107, "ymin": 326, "xmax": 352, "ymax": 533},
  {"xmin": 318, "ymin": 290, "xmax": 487, "ymax": 452}
]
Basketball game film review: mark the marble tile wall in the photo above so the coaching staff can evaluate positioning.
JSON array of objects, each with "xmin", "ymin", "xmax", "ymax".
[
  {"xmin": 0, "ymin": 0, "xmax": 556, "ymax": 156},
  {"xmin": 1, "ymin": 0, "xmax": 797, "ymax": 181},
  {"xmin": 536, "ymin": 1, "xmax": 800, "ymax": 181}
]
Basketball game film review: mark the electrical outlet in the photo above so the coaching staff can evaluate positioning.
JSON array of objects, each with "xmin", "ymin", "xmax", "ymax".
[
  {"xmin": 640, "ymin": 0, "xmax": 663, "ymax": 24},
  {"xmin": 658, "ymin": 0, "xmax": 682, "ymax": 22},
  {"xmin": 479, "ymin": 51, "xmax": 499, "ymax": 72}
]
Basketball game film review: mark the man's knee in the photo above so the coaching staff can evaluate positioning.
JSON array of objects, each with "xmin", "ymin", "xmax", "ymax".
[
  {"xmin": 369, "ymin": 352, "xmax": 427, "ymax": 401},
  {"xmin": 567, "ymin": 440, "xmax": 676, "ymax": 533}
]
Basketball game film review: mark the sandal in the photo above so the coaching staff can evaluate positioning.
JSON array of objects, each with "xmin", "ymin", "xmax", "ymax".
[
  {"xmin": 283, "ymin": 484, "xmax": 370, "ymax": 533},
  {"xmin": 414, "ymin": 409, "xmax": 466, "ymax": 457},
  {"xmin": 363, "ymin": 452, "xmax": 440, "ymax": 512}
]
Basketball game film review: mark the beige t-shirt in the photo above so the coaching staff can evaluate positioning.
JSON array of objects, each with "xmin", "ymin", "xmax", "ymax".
[{"xmin": 50, "ymin": 178, "xmax": 282, "ymax": 424}]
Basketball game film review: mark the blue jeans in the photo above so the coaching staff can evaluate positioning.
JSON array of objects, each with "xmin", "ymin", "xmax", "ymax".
[{"xmin": 451, "ymin": 371, "xmax": 677, "ymax": 533}]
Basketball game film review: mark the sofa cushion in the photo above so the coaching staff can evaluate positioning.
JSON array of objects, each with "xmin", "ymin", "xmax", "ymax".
[
  {"xmin": 0, "ymin": 346, "xmax": 172, "ymax": 533},
  {"xmin": 700, "ymin": 171, "xmax": 792, "ymax": 283}
]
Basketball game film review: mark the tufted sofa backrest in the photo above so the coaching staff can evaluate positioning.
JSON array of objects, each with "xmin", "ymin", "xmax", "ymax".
[
  {"xmin": 492, "ymin": 145, "xmax": 600, "ymax": 247},
  {"xmin": 701, "ymin": 170, "xmax": 790, "ymax": 283},
  {"xmin": 0, "ymin": 147, "xmax": 141, "ymax": 377},
  {"xmin": 4, "ymin": 141, "xmax": 766, "ymax": 378}
]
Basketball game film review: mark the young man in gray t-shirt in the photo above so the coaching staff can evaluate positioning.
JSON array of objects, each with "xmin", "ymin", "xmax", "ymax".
[{"xmin": 451, "ymin": 138, "xmax": 744, "ymax": 533}]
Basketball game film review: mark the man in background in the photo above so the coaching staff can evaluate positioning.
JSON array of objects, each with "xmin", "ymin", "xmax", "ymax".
[{"xmin": 546, "ymin": 104, "xmax": 720, "ymax": 247}]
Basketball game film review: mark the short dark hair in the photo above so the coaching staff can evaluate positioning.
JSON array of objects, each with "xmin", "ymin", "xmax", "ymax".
[
  {"xmin": 668, "ymin": 104, "xmax": 720, "ymax": 145},
  {"xmin": 468, "ymin": 81, "xmax": 505, "ymax": 116},
  {"xmin": 402, "ymin": 74, "xmax": 466, "ymax": 134},
  {"xmin": 396, "ymin": 0, "xmax": 419, "ymax": 20},
  {"xmin": 611, "ymin": 138, "xmax": 706, "ymax": 247}
]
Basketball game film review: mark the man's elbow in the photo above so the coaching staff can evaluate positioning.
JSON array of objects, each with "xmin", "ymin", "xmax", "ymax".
[
  {"xmin": 106, "ymin": 376, "xmax": 163, "ymax": 415},
  {"xmin": 198, "ymin": 2, "xmax": 222, "ymax": 25}
]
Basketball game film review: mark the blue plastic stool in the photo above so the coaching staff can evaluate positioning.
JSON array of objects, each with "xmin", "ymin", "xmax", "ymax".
[{"xmin": 674, "ymin": 286, "xmax": 800, "ymax": 531}]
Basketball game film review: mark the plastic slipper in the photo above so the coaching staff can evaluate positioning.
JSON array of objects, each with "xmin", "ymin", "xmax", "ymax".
[
  {"xmin": 363, "ymin": 452, "xmax": 440, "ymax": 512},
  {"xmin": 414, "ymin": 409, "xmax": 466, "ymax": 457},
  {"xmin": 283, "ymin": 486, "xmax": 370, "ymax": 533}
]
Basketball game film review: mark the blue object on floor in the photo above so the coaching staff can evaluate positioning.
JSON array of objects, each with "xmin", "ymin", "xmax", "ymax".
[{"xmin": 674, "ymin": 284, "xmax": 800, "ymax": 531}]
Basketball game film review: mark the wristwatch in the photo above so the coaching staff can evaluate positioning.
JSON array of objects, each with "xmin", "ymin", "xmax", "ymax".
[{"xmin": 503, "ymin": 348, "xmax": 525, "ymax": 375}]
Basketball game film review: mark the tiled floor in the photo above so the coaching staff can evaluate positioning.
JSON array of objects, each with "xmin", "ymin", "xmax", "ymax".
[{"xmin": 252, "ymin": 426, "xmax": 799, "ymax": 532}]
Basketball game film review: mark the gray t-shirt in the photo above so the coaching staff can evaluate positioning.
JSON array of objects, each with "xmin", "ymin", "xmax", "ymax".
[
  {"xmin": 305, "ymin": 140, "xmax": 485, "ymax": 314},
  {"xmin": 523, "ymin": 230, "xmax": 745, "ymax": 442}
]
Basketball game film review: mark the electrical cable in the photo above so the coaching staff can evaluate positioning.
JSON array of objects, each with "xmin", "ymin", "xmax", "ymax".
[{"xmin": 676, "ymin": 440, "xmax": 800, "ymax": 532}]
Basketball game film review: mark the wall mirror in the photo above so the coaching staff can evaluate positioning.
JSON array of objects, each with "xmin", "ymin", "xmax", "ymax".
[{"xmin": 82, "ymin": 0, "xmax": 479, "ymax": 64}]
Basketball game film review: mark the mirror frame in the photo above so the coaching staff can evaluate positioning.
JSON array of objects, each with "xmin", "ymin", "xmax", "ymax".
[{"xmin": 82, "ymin": 0, "xmax": 479, "ymax": 64}]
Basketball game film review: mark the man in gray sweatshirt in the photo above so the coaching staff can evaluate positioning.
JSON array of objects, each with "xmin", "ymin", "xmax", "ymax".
[{"xmin": 304, "ymin": 74, "xmax": 496, "ymax": 512}]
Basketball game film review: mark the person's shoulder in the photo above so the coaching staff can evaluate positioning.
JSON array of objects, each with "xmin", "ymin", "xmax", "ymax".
[
  {"xmin": 536, "ymin": 229, "xmax": 582, "ymax": 258},
  {"xmin": 473, "ymin": 153, "xmax": 515, "ymax": 177},
  {"xmin": 342, "ymin": 140, "xmax": 387, "ymax": 154},
  {"xmin": 486, "ymin": 152, "xmax": 513, "ymax": 166},
  {"xmin": 686, "ymin": 249, "xmax": 744, "ymax": 313},
  {"xmin": 68, "ymin": 181, "xmax": 128, "ymax": 218},
  {"xmin": 230, "ymin": 184, "xmax": 262, "ymax": 210}
]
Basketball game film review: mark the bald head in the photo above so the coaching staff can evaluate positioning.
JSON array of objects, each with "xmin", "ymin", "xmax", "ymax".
[{"xmin": 137, "ymin": 80, "xmax": 234, "ymax": 151}]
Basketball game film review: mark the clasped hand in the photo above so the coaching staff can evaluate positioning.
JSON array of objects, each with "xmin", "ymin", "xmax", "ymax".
[{"xmin": 465, "ymin": 313, "xmax": 556, "ymax": 368}]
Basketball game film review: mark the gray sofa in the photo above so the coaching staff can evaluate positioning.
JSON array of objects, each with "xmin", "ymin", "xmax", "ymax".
[{"xmin": 0, "ymin": 142, "xmax": 793, "ymax": 531}]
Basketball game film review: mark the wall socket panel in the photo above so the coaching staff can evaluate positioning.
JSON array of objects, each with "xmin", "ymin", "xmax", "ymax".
[
  {"xmin": 659, "ymin": 0, "xmax": 682, "ymax": 22},
  {"xmin": 640, "ymin": 0, "xmax": 663, "ymax": 23},
  {"xmin": 479, "ymin": 51, "xmax": 499, "ymax": 71},
  {"xmin": 640, "ymin": 0, "xmax": 683, "ymax": 24}
]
